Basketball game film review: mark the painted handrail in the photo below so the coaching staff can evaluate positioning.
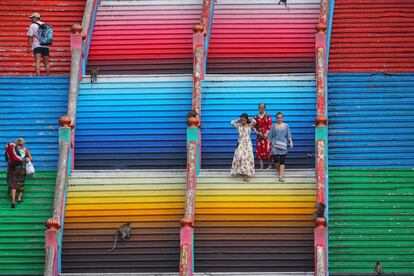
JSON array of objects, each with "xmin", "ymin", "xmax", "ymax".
[
  {"xmin": 44, "ymin": 1, "xmax": 99, "ymax": 275},
  {"xmin": 314, "ymin": 0, "xmax": 329, "ymax": 275},
  {"xmin": 180, "ymin": 1, "xmax": 215, "ymax": 275}
]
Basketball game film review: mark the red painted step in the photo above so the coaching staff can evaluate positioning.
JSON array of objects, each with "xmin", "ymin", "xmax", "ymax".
[
  {"xmin": 0, "ymin": 0, "xmax": 86, "ymax": 76},
  {"xmin": 86, "ymin": 1, "xmax": 202, "ymax": 75},
  {"xmin": 329, "ymin": 0, "xmax": 414, "ymax": 72}
]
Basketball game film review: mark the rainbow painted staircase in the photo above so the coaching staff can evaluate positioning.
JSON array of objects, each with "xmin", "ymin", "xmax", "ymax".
[
  {"xmin": 194, "ymin": 170, "xmax": 316, "ymax": 273},
  {"xmin": 54, "ymin": 0, "xmax": 328, "ymax": 274},
  {"xmin": 327, "ymin": 0, "xmax": 414, "ymax": 274},
  {"xmin": 0, "ymin": 77, "xmax": 68, "ymax": 275},
  {"xmin": 61, "ymin": 170, "xmax": 186, "ymax": 273}
]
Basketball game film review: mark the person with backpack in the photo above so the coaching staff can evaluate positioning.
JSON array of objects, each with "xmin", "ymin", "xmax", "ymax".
[
  {"xmin": 5, "ymin": 138, "xmax": 32, "ymax": 208},
  {"xmin": 27, "ymin": 12, "xmax": 52, "ymax": 76}
]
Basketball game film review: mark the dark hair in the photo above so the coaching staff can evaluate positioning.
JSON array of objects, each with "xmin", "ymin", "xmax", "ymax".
[
  {"xmin": 240, "ymin": 113, "xmax": 250, "ymax": 124},
  {"xmin": 258, "ymin": 103, "xmax": 266, "ymax": 109},
  {"xmin": 276, "ymin": 112, "xmax": 283, "ymax": 117}
]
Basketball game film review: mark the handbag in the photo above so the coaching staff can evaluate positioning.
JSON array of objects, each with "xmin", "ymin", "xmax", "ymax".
[
  {"xmin": 26, "ymin": 160, "xmax": 35, "ymax": 176},
  {"xmin": 274, "ymin": 140, "xmax": 287, "ymax": 151}
]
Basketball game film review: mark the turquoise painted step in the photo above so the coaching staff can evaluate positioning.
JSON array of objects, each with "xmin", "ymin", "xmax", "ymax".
[
  {"xmin": 201, "ymin": 75, "xmax": 316, "ymax": 169},
  {"xmin": 75, "ymin": 76, "xmax": 193, "ymax": 169},
  {"xmin": 0, "ymin": 171, "xmax": 56, "ymax": 275},
  {"xmin": 328, "ymin": 169, "xmax": 414, "ymax": 274},
  {"xmin": 0, "ymin": 76, "xmax": 69, "ymax": 171}
]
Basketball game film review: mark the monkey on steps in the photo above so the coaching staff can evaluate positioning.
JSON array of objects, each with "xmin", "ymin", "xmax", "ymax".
[{"xmin": 108, "ymin": 222, "xmax": 132, "ymax": 252}]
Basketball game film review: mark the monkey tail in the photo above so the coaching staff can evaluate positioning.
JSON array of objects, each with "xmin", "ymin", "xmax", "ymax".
[{"xmin": 108, "ymin": 232, "xmax": 119, "ymax": 252}]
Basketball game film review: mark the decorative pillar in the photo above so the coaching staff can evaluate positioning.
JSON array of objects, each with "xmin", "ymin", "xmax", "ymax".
[
  {"xmin": 314, "ymin": 0, "xmax": 329, "ymax": 275},
  {"xmin": 192, "ymin": 24, "xmax": 205, "ymax": 115},
  {"xmin": 44, "ymin": 116, "xmax": 71, "ymax": 276}
]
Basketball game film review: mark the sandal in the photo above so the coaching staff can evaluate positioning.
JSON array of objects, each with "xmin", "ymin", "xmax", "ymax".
[
  {"xmin": 11, "ymin": 203, "xmax": 16, "ymax": 208},
  {"xmin": 279, "ymin": 177, "xmax": 285, "ymax": 182}
]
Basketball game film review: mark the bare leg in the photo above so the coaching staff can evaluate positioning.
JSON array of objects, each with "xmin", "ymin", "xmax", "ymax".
[
  {"xmin": 259, "ymin": 159, "xmax": 264, "ymax": 170},
  {"xmin": 18, "ymin": 191, "xmax": 23, "ymax": 202},
  {"xmin": 43, "ymin": 56, "xmax": 50, "ymax": 76},
  {"xmin": 243, "ymin": 175, "xmax": 249, "ymax": 182},
  {"xmin": 11, "ymin": 188, "xmax": 16, "ymax": 208},
  {"xmin": 279, "ymin": 164, "xmax": 285, "ymax": 181},
  {"xmin": 267, "ymin": 158, "xmax": 273, "ymax": 169},
  {"xmin": 35, "ymin": 54, "xmax": 42, "ymax": 76}
]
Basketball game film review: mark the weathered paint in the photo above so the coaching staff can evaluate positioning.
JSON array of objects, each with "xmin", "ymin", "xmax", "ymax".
[
  {"xmin": 207, "ymin": 0, "xmax": 320, "ymax": 74},
  {"xmin": 180, "ymin": 141, "xmax": 198, "ymax": 276},
  {"xmin": 329, "ymin": 0, "xmax": 414, "ymax": 73},
  {"xmin": 194, "ymin": 171, "xmax": 316, "ymax": 272},
  {"xmin": 0, "ymin": 0, "xmax": 86, "ymax": 76},
  {"xmin": 0, "ymin": 77, "xmax": 69, "ymax": 171},
  {"xmin": 74, "ymin": 76, "xmax": 193, "ymax": 169},
  {"xmin": 328, "ymin": 169, "xmax": 414, "ymax": 273},
  {"xmin": 86, "ymin": 1, "xmax": 203, "ymax": 74},
  {"xmin": 61, "ymin": 171, "xmax": 186, "ymax": 273},
  {"xmin": 314, "ymin": 2, "xmax": 329, "ymax": 274},
  {"xmin": 0, "ymin": 172, "xmax": 57, "ymax": 275},
  {"xmin": 328, "ymin": 73, "xmax": 414, "ymax": 168},
  {"xmin": 201, "ymin": 75, "xmax": 316, "ymax": 168}
]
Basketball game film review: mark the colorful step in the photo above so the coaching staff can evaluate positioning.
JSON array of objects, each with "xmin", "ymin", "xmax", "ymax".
[
  {"xmin": 328, "ymin": 73, "xmax": 414, "ymax": 168},
  {"xmin": 0, "ymin": 0, "xmax": 85, "ymax": 76},
  {"xmin": 329, "ymin": 0, "xmax": 414, "ymax": 72},
  {"xmin": 61, "ymin": 170, "xmax": 186, "ymax": 273},
  {"xmin": 194, "ymin": 169, "xmax": 316, "ymax": 273},
  {"xmin": 201, "ymin": 75, "xmax": 316, "ymax": 169},
  {"xmin": 86, "ymin": 0, "xmax": 202, "ymax": 75},
  {"xmin": 0, "ymin": 171, "xmax": 56, "ymax": 275},
  {"xmin": 0, "ymin": 77, "xmax": 69, "ymax": 171},
  {"xmin": 75, "ymin": 75, "xmax": 192, "ymax": 169},
  {"xmin": 329, "ymin": 169, "xmax": 414, "ymax": 273},
  {"xmin": 207, "ymin": 0, "xmax": 320, "ymax": 74}
]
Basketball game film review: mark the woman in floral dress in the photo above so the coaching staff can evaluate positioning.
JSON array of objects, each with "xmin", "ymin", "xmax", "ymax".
[
  {"xmin": 254, "ymin": 103, "xmax": 273, "ymax": 169},
  {"xmin": 230, "ymin": 113, "xmax": 256, "ymax": 182}
]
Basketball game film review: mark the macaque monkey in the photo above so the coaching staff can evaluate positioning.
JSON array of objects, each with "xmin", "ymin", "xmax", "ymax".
[
  {"xmin": 278, "ymin": 0, "xmax": 288, "ymax": 7},
  {"xmin": 108, "ymin": 222, "xmax": 132, "ymax": 252},
  {"xmin": 90, "ymin": 66, "xmax": 99, "ymax": 83},
  {"xmin": 374, "ymin": 261, "xmax": 384, "ymax": 274}
]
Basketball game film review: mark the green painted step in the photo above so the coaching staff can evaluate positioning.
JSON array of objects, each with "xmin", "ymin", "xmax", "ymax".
[
  {"xmin": 328, "ymin": 169, "xmax": 414, "ymax": 274},
  {"xmin": 0, "ymin": 171, "xmax": 56, "ymax": 275}
]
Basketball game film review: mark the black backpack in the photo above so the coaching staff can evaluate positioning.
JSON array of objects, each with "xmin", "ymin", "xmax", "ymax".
[{"xmin": 35, "ymin": 22, "xmax": 53, "ymax": 46}]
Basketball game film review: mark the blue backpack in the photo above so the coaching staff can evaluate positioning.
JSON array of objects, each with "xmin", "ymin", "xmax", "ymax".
[{"xmin": 35, "ymin": 22, "xmax": 53, "ymax": 46}]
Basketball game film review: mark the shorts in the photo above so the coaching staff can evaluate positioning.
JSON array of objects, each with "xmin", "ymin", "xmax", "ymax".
[
  {"xmin": 271, "ymin": 154, "xmax": 286, "ymax": 165},
  {"xmin": 34, "ymin": 47, "xmax": 49, "ymax": 56}
]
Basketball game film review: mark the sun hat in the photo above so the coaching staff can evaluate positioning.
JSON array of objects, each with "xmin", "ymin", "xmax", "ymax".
[{"xmin": 29, "ymin": 12, "xmax": 41, "ymax": 19}]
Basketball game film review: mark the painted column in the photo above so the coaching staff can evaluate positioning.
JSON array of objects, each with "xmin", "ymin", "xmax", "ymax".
[
  {"xmin": 180, "ymin": 116, "xmax": 201, "ymax": 276},
  {"xmin": 192, "ymin": 24, "xmax": 205, "ymax": 115},
  {"xmin": 44, "ymin": 117, "xmax": 71, "ymax": 276},
  {"xmin": 314, "ymin": 0, "xmax": 329, "ymax": 275}
]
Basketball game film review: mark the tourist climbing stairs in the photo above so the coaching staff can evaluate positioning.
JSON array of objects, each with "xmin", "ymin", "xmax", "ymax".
[{"xmin": 0, "ymin": 77, "xmax": 69, "ymax": 274}]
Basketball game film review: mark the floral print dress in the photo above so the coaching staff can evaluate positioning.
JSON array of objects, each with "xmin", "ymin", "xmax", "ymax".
[
  {"xmin": 230, "ymin": 118, "xmax": 256, "ymax": 176},
  {"xmin": 254, "ymin": 113, "xmax": 272, "ymax": 160}
]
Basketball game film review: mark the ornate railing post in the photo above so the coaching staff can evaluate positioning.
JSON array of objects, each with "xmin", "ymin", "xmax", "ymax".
[
  {"xmin": 314, "ymin": 0, "xmax": 329, "ymax": 275},
  {"xmin": 44, "ymin": 117, "xmax": 71, "ymax": 276},
  {"xmin": 180, "ymin": 1, "xmax": 214, "ymax": 274},
  {"xmin": 192, "ymin": 24, "xmax": 205, "ymax": 116},
  {"xmin": 44, "ymin": 1, "xmax": 99, "ymax": 274}
]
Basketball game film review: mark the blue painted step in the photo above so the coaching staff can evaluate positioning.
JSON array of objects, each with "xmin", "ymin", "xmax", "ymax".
[
  {"xmin": 0, "ymin": 77, "xmax": 69, "ymax": 171},
  {"xmin": 75, "ymin": 76, "xmax": 193, "ymax": 169},
  {"xmin": 201, "ymin": 75, "xmax": 316, "ymax": 168},
  {"xmin": 328, "ymin": 73, "xmax": 414, "ymax": 168}
]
